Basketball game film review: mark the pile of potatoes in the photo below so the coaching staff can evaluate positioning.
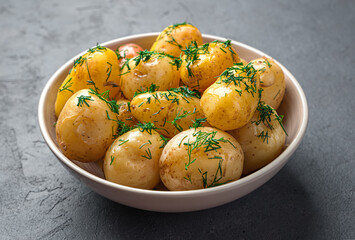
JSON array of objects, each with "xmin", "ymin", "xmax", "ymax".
[{"xmin": 55, "ymin": 22, "xmax": 287, "ymax": 191}]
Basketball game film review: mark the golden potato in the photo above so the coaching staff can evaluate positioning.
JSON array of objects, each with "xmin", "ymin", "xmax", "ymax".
[
  {"xmin": 250, "ymin": 57, "xmax": 285, "ymax": 109},
  {"xmin": 130, "ymin": 86, "xmax": 208, "ymax": 138},
  {"xmin": 103, "ymin": 128, "xmax": 163, "ymax": 189},
  {"xmin": 228, "ymin": 103, "xmax": 286, "ymax": 175},
  {"xmin": 120, "ymin": 51, "xmax": 180, "ymax": 100},
  {"xmin": 55, "ymin": 46, "xmax": 121, "ymax": 117},
  {"xmin": 116, "ymin": 99, "xmax": 138, "ymax": 127},
  {"xmin": 151, "ymin": 22, "xmax": 203, "ymax": 57},
  {"xmin": 159, "ymin": 127, "xmax": 244, "ymax": 190},
  {"xmin": 180, "ymin": 40, "xmax": 240, "ymax": 92},
  {"xmin": 56, "ymin": 89, "xmax": 117, "ymax": 162},
  {"xmin": 200, "ymin": 64, "xmax": 260, "ymax": 130}
]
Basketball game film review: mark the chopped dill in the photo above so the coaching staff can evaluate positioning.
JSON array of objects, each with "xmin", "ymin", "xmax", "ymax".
[
  {"xmin": 59, "ymin": 77, "xmax": 73, "ymax": 93},
  {"xmin": 77, "ymin": 95, "xmax": 93, "ymax": 107}
]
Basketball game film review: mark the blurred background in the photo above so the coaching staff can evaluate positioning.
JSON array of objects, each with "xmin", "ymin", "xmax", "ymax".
[{"xmin": 0, "ymin": 0, "xmax": 354, "ymax": 239}]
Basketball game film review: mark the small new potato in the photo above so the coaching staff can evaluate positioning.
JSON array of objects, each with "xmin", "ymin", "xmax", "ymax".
[
  {"xmin": 228, "ymin": 103, "xmax": 286, "ymax": 175},
  {"xmin": 250, "ymin": 57, "xmax": 285, "ymax": 109},
  {"xmin": 117, "ymin": 43, "xmax": 144, "ymax": 68},
  {"xmin": 180, "ymin": 41, "xmax": 240, "ymax": 92},
  {"xmin": 103, "ymin": 128, "xmax": 163, "ymax": 189},
  {"xmin": 159, "ymin": 127, "xmax": 244, "ymax": 190},
  {"xmin": 130, "ymin": 89, "xmax": 208, "ymax": 138},
  {"xmin": 151, "ymin": 22, "xmax": 203, "ymax": 57},
  {"xmin": 56, "ymin": 89, "xmax": 117, "ymax": 162},
  {"xmin": 120, "ymin": 52, "xmax": 180, "ymax": 100},
  {"xmin": 55, "ymin": 46, "xmax": 121, "ymax": 117},
  {"xmin": 116, "ymin": 99, "xmax": 138, "ymax": 127},
  {"xmin": 200, "ymin": 64, "xmax": 260, "ymax": 130}
]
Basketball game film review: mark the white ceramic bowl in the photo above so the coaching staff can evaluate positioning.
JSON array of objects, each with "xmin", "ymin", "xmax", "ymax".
[{"xmin": 38, "ymin": 33, "xmax": 308, "ymax": 212}]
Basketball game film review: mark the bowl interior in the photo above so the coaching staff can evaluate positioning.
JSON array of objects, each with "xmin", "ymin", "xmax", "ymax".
[{"xmin": 39, "ymin": 33, "xmax": 307, "ymax": 191}]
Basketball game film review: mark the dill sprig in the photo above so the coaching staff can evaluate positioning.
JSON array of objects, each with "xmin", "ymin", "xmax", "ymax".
[
  {"xmin": 89, "ymin": 89, "xmax": 120, "ymax": 113},
  {"xmin": 218, "ymin": 62, "xmax": 258, "ymax": 97},
  {"xmin": 77, "ymin": 95, "xmax": 93, "ymax": 107},
  {"xmin": 182, "ymin": 40, "xmax": 236, "ymax": 78},
  {"xmin": 136, "ymin": 122, "xmax": 156, "ymax": 135},
  {"xmin": 59, "ymin": 77, "xmax": 73, "ymax": 93},
  {"xmin": 166, "ymin": 36, "xmax": 183, "ymax": 49},
  {"xmin": 159, "ymin": 135, "xmax": 170, "ymax": 148},
  {"xmin": 168, "ymin": 109, "xmax": 193, "ymax": 132},
  {"xmin": 110, "ymin": 156, "xmax": 115, "ymax": 165},
  {"xmin": 168, "ymin": 85, "xmax": 201, "ymax": 99},
  {"xmin": 87, "ymin": 44, "xmax": 107, "ymax": 54},
  {"xmin": 257, "ymin": 131, "xmax": 269, "ymax": 143},
  {"xmin": 163, "ymin": 22, "xmax": 190, "ymax": 37},
  {"xmin": 198, "ymin": 159, "xmax": 224, "ymax": 188},
  {"xmin": 184, "ymin": 130, "xmax": 235, "ymax": 170},
  {"xmin": 252, "ymin": 102, "xmax": 288, "ymax": 142},
  {"xmin": 181, "ymin": 41, "xmax": 209, "ymax": 77},
  {"xmin": 105, "ymin": 62, "xmax": 112, "ymax": 82},
  {"xmin": 133, "ymin": 83, "xmax": 160, "ymax": 98},
  {"xmin": 118, "ymin": 139, "xmax": 129, "ymax": 146},
  {"xmin": 141, "ymin": 148, "xmax": 152, "ymax": 159},
  {"xmin": 191, "ymin": 118, "xmax": 207, "ymax": 129},
  {"xmin": 121, "ymin": 50, "xmax": 181, "ymax": 72}
]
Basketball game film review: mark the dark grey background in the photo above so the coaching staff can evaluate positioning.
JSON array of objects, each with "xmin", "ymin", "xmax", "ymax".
[{"xmin": 0, "ymin": 0, "xmax": 354, "ymax": 239}]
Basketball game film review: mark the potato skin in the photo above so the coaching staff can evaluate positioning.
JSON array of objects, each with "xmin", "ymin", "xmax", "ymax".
[
  {"xmin": 55, "ymin": 47, "xmax": 121, "ymax": 117},
  {"xmin": 250, "ymin": 57, "xmax": 285, "ymax": 109},
  {"xmin": 200, "ymin": 65, "xmax": 260, "ymax": 131},
  {"xmin": 159, "ymin": 127, "xmax": 244, "ymax": 190},
  {"xmin": 130, "ymin": 91, "xmax": 208, "ymax": 138},
  {"xmin": 103, "ymin": 128, "xmax": 162, "ymax": 189},
  {"xmin": 180, "ymin": 42, "xmax": 240, "ymax": 92},
  {"xmin": 228, "ymin": 104, "xmax": 286, "ymax": 175},
  {"xmin": 116, "ymin": 99, "xmax": 138, "ymax": 127},
  {"xmin": 120, "ymin": 55, "xmax": 180, "ymax": 100},
  {"xmin": 56, "ymin": 89, "xmax": 117, "ymax": 162},
  {"xmin": 151, "ymin": 23, "xmax": 203, "ymax": 57}
]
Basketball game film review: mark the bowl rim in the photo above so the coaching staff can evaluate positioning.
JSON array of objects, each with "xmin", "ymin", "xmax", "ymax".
[{"xmin": 38, "ymin": 32, "xmax": 308, "ymax": 197}]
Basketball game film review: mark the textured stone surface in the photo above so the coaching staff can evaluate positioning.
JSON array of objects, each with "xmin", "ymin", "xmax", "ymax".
[{"xmin": 0, "ymin": 0, "xmax": 354, "ymax": 239}]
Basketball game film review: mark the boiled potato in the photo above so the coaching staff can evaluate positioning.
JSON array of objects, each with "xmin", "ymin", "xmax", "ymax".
[
  {"xmin": 120, "ymin": 51, "xmax": 180, "ymax": 100},
  {"xmin": 159, "ymin": 127, "xmax": 244, "ymax": 190},
  {"xmin": 116, "ymin": 99, "xmax": 138, "ymax": 127},
  {"xmin": 180, "ymin": 41, "xmax": 240, "ymax": 92},
  {"xmin": 228, "ymin": 103, "xmax": 286, "ymax": 175},
  {"xmin": 200, "ymin": 64, "xmax": 260, "ymax": 130},
  {"xmin": 250, "ymin": 57, "xmax": 285, "ymax": 109},
  {"xmin": 151, "ymin": 22, "xmax": 203, "ymax": 57},
  {"xmin": 55, "ymin": 46, "xmax": 121, "ymax": 117},
  {"xmin": 103, "ymin": 128, "xmax": 162, "ymax": 189},
  {"xmin": 56, "ymin": 89, "xmax": 117, "ymax": 162},
  {"xmin": 130, "ymin": 87, "xmax": 208, "ymax": 138}
]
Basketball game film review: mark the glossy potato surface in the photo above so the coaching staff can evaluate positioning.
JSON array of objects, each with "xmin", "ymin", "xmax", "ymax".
[
  {"xmin": 120, "ymin": 54, "xmax": 180, "ymax": 100},
  {"xmin": 56, "ymin": 89, "xmax": 117, "ymax": 162},
  {"xmin": 116, "ymin": 99, "xmax": 138, "ymax": 127},
  {"xmin": 159, "ymin": 127, "xmax": 244, "ymax": 190},
  {"xmin": 103, "ymin": 128, "xmax": 162, "ymax": 189},
  {"xmin": 151, "ymin": 23, "xmax": 203, "ymax": 57},
  {"xmin": 228, "ymin": 104, "xmax": 286, "ymax": 175},
  {"xmin": 200, "ymin": 65, "xmax": 260, "ymax": 130},
  {"xmin": 180, "ymin": 41, "xmax": 240, "ymax": 92},
  {"xmin": 55, "ymin": 46, "xmax": 121, "ymax": 117},
  {"xmin": 131, "ymin": 90, "xmax": 208, "ymax": 138},
  {"xmin": 250, "ymin": 57, "xmax": 285, "ymax": 109}
]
